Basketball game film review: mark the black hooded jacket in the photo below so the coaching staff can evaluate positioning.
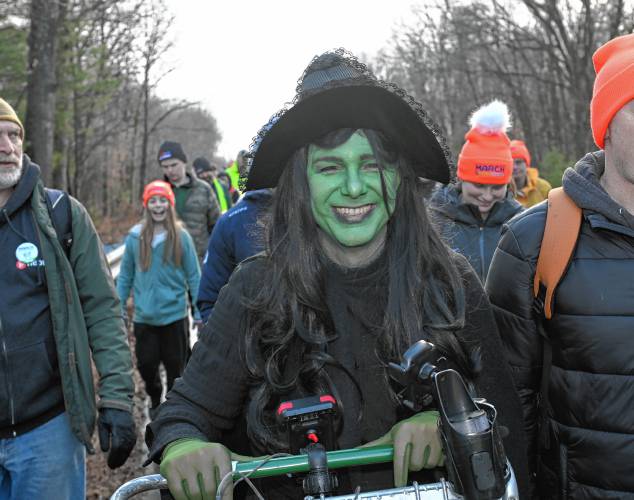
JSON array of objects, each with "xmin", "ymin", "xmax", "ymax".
[
  {"xmin": 485, "ymin": 151, "xmax": 634, "ymax": 498},
  {"xmin": 0, "ymin": 158, "xmax": 64, "ymax": 436},
  {"xmin": 147, "ymin": 250, "xmax": 530, "ymax": 498},
  {"xmin": 430, "ymin": 184, "xmax": 523, "ymax": 282}
]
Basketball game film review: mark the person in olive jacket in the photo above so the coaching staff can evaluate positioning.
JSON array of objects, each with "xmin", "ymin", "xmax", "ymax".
[
  {"xmin": 158, "ymin": 141, "xmax": 220, "ymax": 260},
  {"xmin": 485, "ymin": 34, "xmax": 634, "ymax": 498},
  {"xmin": 0, "ymin": 98, "xmax": 135, "ymax": 499},
  {"xmin": 430, "ymin": 101, "xmax": 523, "ymax": 282}
]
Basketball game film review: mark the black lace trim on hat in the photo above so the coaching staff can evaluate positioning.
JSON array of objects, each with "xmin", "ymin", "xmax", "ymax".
[{"xmin": 242, "ymin": 48, "xmax": 455, "ymax": 191}]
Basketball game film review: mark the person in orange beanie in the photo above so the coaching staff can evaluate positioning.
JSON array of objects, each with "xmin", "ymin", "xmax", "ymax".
[
  {"xmin": 117, "ymin": 180, "xmax": 200, "ymax": 418},
  {"xmin": 485, "ymin": 32, "xmax": 634, "ymax": 498},
  {"xmin": 509, "ymin": 139, "xmax": 551, "ymax": 208},
  {"xmin": 430, "ymin": 100, "xmax": 522, "ymax": 281}
]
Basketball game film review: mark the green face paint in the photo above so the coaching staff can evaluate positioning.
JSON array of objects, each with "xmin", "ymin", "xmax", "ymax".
[{"xmin": 307, "ymin": 131, "xmax": 400, "ymax": 248}]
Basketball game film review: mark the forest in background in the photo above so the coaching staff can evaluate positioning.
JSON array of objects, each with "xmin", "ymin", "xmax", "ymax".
[
  {"xmin": 0, "ymin": 0, "xmax": 222, "ymax": 230},
  {"xmin": 2, "ymin": 0, "xmax": 634, "ymax": 234},
  {"xmin": 372, "ymin": 0, "xmax": 634, "ymax": 187}
]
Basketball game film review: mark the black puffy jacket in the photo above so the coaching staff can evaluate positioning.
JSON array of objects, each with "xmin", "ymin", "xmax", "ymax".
[
  {"xmin": 430, "ymin": 184, "xmax": 523, "ymax": 281},
  {"xmin": 485, "ymin": 151, "xmax": 634, "ymax": 499}
]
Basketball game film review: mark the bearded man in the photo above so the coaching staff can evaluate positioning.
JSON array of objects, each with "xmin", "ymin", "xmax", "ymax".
[{"xmin": 0, "ymin": 98, "xmax": 135, "ymax": 499}]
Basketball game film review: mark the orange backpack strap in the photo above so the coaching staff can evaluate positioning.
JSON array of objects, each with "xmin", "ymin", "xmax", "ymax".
[{"xmin": 533, "ymin": 187, "xmax": 583, "ymax": 319}]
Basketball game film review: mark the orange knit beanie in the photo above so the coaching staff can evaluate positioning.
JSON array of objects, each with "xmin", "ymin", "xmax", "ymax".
[
  {"xmin": 457, "ymin": 100, "xmax": 513, "ymax": 185},
  {"xmin": 591, "ymin": 33, "xmax": 634, "ymax": 149},
  {"xmin": 142, "ymin": 180, "xmax": 175, "ymax": 207},
  {"xmin": 510, "ymin": 140, "xmax": 531, "ymax": 167}
]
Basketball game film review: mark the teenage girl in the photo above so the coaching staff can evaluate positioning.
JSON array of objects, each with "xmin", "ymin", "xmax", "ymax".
[{"xmin": 117, "ymin": 180, "xmax": 201, "ymax": 414}]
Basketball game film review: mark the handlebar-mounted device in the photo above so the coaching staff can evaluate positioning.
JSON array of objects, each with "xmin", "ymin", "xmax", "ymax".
[
  {"xmin": 277, "ymin": 394, "xmax": 339, "ymax": 496},
  {"xmin": 389, "ymin": 340, "xmax": 510, "ymax": 500},
  {"xmin": 112, "ymin": 341, "xmax": 519, "ymax": 500}
]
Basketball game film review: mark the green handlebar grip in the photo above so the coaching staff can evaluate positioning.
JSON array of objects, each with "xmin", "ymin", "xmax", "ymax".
[{"xmin": 232, "ymin": 445, "xmax": 394, "ymax": 480}]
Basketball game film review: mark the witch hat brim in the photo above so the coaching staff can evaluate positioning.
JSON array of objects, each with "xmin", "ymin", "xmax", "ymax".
[{"xmin": 246, "ymin": 52, "xmax": 452, "ymax": 190}]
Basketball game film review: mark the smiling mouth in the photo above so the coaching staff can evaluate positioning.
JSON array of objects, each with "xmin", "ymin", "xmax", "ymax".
[{"xmin": 332, "ymin": 204, "xmax": 376, "ymax": 223}]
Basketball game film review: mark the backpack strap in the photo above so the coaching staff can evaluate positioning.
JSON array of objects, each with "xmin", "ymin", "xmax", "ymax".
[
  {"xmin": 45, "ymin": 188, "xmax": 73, "ymax": 257},
  {"xmin": 533, "ymin": 187, "xmax": 582, "ymax": 319},
  {"xmin": 532, "ymin": 186, "xmax": 582, "ymax": 450}
]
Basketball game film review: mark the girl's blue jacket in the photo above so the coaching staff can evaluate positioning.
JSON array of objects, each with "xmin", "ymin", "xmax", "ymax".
[{"xmin": 117, "ymin": 223, "xmax": 201, "ymax": 326}]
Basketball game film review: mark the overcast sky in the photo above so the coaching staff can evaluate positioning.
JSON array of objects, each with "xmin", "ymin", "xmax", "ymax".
[{"xmin": 159, "ymin": 0, "xmax": 417, "ymax": 160}]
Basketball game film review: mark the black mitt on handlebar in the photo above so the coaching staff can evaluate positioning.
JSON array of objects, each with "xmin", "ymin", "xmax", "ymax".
[{"xmin": 389, "ymin": 340, "xmax": 510, "ymax": 500}]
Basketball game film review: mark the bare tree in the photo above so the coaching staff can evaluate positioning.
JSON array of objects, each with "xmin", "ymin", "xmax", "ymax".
[
  {"xmin": 4, "ymin": 0, "xmax": 223, "ymax": 220},
  {"xmin": 377, "ymin": 0, "xmax": 634, "ymax": 184},
  {"xmin": 24, "ymin": 0, "xmax": 66, "ymax": 183},
  {"xmin": 136, "ymin": 0, "xmax": 176, "ymax": 199}
]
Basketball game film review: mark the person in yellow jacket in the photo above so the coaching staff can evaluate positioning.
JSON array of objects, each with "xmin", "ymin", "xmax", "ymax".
[
  {"xmin": 193, "ymin": 157, "xmax": 232, "ymax": 213},
  {"xmin": 510, "ymin": 139, "xmax": 551, "ymax": 207},
  {"xmin": 224, "ymin": 150, "xmax": 248, "ymax": 194}
]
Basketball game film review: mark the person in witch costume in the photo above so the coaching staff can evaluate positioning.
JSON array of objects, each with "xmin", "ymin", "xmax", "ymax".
[{"xmin": 146, "ymin": 50, "xmax": 529, "ymax": 500}]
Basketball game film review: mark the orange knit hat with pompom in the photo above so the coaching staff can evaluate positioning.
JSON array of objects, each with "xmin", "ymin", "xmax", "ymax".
[
  {"xmin": 510, "ymin": 140, "xmax": 531, "ymax": 167},
  {"xmin": 457, "ymin": 101, "xmax": 513, "ymax": 185},
  {"xmin": 591, "ymin": 33, "xmax": 634, "ymax": 149},
  {"xmin": 142, "ymin": 180, "xmax": 175, "ymax": 207}
]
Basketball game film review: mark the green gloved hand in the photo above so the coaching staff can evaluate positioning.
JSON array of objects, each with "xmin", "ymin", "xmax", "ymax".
[
  {"xmin": 362, "ymin": 411, "xmax": 444, "ymax": 487},
  {"xmin": 160, "ymin": 439, "xmax": 233, "ymax": 500}
]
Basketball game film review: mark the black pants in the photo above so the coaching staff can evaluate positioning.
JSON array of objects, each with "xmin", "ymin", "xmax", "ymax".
[{"xmin": 133, "ymin": 318, "xmax": 188, "ymax": 408}]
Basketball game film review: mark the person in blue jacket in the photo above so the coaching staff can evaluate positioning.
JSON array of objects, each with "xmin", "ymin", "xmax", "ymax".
[
  {"xmin": 117, "ymin": 180, "xmax": 201, "ymax": 414},
  {"xmin": 197, "ymin": 188, "xmax": 273, "ymax": 321}
]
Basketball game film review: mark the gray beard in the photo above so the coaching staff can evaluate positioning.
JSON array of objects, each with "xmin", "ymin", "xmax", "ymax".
[{"xmin": 0, "ymin": 163, "xmax": 22, "ymax": 189}]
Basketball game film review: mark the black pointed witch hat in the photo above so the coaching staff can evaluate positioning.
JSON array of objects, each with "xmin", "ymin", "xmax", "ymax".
[{"xmin": 246, "ymin": 49, "xmax": 453, "ymax": 190}]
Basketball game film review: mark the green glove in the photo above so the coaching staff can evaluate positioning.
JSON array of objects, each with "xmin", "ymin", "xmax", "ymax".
[
  {"xmin": 362, "ymin": 411, "xmax": 444, "ymax": 487},
  {"xmin": 160, "ymin": 439, "xmax": 233, "ymax": 500}
]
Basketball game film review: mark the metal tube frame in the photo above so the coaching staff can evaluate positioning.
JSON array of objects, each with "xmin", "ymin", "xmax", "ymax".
[{"xmin": 110, "ymin": 446, "xmax": 519, "ymax": 500}]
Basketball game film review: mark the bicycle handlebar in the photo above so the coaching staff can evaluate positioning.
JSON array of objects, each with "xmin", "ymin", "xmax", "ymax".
[
  {"xmin": 232, "ymin": 445, "xmax": 393, "ymax": 478},
  {"xmin": 110, "ymin": 446, "xmax": 519, "ymax": 500},
  {"xmin": 111, "ymin": 475, "xmax": 460, "ymax": 500}
]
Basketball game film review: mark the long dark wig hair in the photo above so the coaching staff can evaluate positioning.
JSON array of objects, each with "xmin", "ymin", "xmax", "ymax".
[{"xmin": 243, "ymin": 128, "xmax": 474, "ymax": 451}]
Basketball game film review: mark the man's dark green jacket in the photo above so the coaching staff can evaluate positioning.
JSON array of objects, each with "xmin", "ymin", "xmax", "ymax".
[{"xmin": 1, "ymin": 158, "xmax": 134, "ymax": 446}]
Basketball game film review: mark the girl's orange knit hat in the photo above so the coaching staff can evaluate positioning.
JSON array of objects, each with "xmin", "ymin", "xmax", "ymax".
[
  {"xmin": 591, "ymin": 33, "xmax": 634, "ymax": 149},
  {"xmin": 457, "ymin": 101, "xmax": 513, "ymax": 185},
  {"xmin": 142, "ymin": 180, "xmax": 175, "ymax": 207}
]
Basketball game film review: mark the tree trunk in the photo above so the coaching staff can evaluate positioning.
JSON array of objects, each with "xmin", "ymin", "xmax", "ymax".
[
  {"xmin": 139, "ymin": 62, "xmax": 150, "ymax": 200},
  {"xmin": 24, "ymin": 0, "xmax": 63, "ymax": 184}
]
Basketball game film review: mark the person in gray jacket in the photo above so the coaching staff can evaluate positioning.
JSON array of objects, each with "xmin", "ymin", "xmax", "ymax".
[{"xmin": 430, "ymin": 101, "xmax": 522, "ymax": 282}]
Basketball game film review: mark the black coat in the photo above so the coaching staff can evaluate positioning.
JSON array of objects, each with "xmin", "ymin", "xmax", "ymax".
[
  {"xmin": 147, "ymin": 251, "xmax": 529, "ymax": 497},
  {"xmin": 485, "ymin": 151, "xmax": 634, "ymax": 499},
  {"xmin": 430, "ymin": 185, "xmax": 523, "ymax": 282}
]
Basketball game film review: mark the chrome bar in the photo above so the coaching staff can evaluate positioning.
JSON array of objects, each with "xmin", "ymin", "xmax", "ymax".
[
  {"xmin": 109, "ymin": 462, "xmax": 518, "ymax": 500},
  {"xmin": 110, "ymin": 474, "xmax": 167, "ymax": 500},
  {"xmin": 305, "ymin": 480, "xmax": 460, "ymax": 500}
]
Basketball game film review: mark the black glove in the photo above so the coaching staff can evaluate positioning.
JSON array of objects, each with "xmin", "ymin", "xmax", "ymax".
[{"xmin": 97, "ymin": 407, "xmax": 137, "ymax": 469}]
